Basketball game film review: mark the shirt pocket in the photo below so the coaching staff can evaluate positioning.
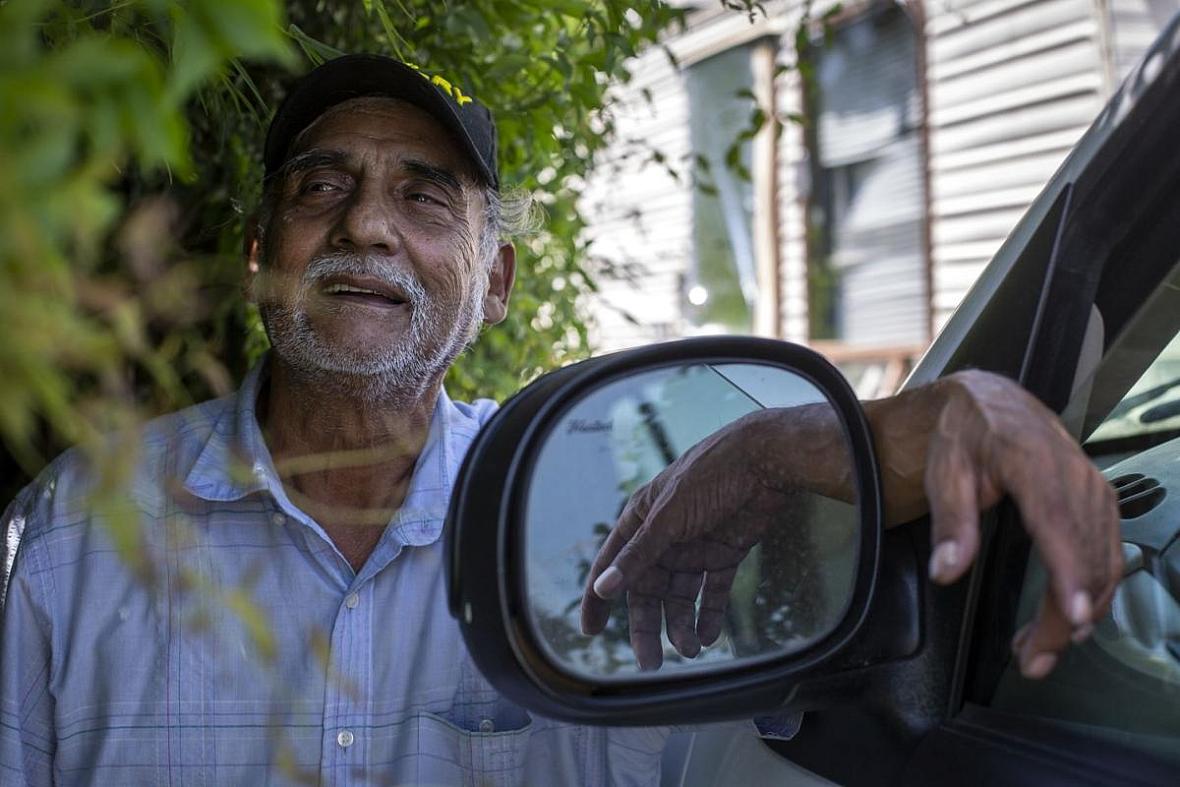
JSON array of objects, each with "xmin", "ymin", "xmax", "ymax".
[
  {"xmin": 380, "ymin": 654, "xmax": 534, "ymax": 786},
  {"xmin": 395, "ymin": 710, "xmax": 534, "ymax": 787}
]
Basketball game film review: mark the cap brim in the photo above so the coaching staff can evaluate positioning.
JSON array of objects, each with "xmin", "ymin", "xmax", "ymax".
[{"xmin": 264, "ymin": 55, "xmax": 498, "ymax": 189}]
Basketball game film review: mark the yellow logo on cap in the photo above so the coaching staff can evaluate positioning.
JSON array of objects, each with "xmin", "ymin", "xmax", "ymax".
[{"xmin": 406, "ymin": 63, "xmax": 474, "ymax": 106}]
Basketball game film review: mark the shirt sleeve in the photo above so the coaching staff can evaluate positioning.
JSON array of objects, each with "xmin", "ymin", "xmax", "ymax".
[{"xmin": 0, "ymin": 487, "xmax": 57, "ymax": 785}]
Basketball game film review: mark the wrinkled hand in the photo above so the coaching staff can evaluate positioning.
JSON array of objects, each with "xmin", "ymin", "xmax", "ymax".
[
  {"xmin": 579, "ymin": 369, "xmax": 1122, "ymax": 679},
  {"xmin": 579, "ymin": 411, "xmax": 795, "ymax": 670},
  {"xmin": 911, "ymin": 370, "xmax": 1121, "ymax": 679}
]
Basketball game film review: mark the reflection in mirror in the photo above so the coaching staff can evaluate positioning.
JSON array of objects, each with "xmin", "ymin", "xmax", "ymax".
[{"xmin": 524, "ymin": 362, "xmax": 859, "ymax": 680}]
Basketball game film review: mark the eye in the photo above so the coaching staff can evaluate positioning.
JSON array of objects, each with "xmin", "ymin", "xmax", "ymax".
[
  {"xmin": 408, "ymin": 191, "xmax": 445, "ymax": 206},
  {"xmin": 302, "ymin": 180, "xmax": 339, "ymax": 194},
  {"xmin": 293, "ymin": 170, "xmax": 351, "ymax": 197}
]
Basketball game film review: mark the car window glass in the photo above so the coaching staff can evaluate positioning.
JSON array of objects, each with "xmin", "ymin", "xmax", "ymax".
[
  {"xmin": 1081, "ymin": 256, "xmax": 1180, "ymax": 453},
  {"xmin": 1087, "ymin": 331, "xmax": 1180, "ymax": 449},
  {"xmin": 986, "ymin": 260, "xmax": 1180, "ymax": 764},
  {"xmin": 989, "ymin": 547, "xmax": 1180, "ymax": 763}
]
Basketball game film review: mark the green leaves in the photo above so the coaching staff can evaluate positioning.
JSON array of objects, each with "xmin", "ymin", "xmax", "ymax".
[
  {"xmin": 0, "ymin": 1, "xmax": 716, "ymax": 734},
  {"xmin": 0, "ymin": 0, "xmax": 687, "ymax": 482},
  {"xmin": 0, "ymin": 0, "xmax": 293, "ymax": 484},
  {"xmin": 171, "ymin": 0, "xmax": 293, "ymax": 103}
]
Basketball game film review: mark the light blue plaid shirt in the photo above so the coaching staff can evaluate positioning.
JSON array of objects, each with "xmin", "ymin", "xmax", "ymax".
[{"xmin": 0, "ymin": 360, "xmax": 673, "ymax": 786}]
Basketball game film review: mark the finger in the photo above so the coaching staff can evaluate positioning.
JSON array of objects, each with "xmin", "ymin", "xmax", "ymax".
[
  {"xmin": 924, "ymin": 441, "xmax": 983, "ymax": 585},
  {"xmin": 697, "ymin": 565, "xmax": 737, "ymax": 647},
  {"xmin": 1011, "ymin": 621, "xmax": 1032, "ymax": 655},
  {"xmin": 664, "ymin": 561, "xmax": 704, "ymax": 658},
  {"xmin": 590, "ymin": 488, "xmax": 653, "ymax": 596},
  {"xmin": 599, "ymin": 490, "xmax": 684, "ymax": 603},
  {"xmin": 1011, "ymin": 467, "xmax": 1120, "ymax": 631},
  {"xmin": 1081, "ymin": 474, "xmax": 1122, "ymax": 621},
  {"xmin": 629, "ymin": 588, "xmax": 666, "ymax": 671},
  {"xmin": 1015, "ymin": 591, "xmax": 1074, "ymax": 679},
  {"xmin": 581, "ymin": 490, "xmax": 651, "ymax": 636}
]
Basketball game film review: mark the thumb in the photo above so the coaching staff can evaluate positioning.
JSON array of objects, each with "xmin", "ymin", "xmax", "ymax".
[{"xmin": 594, "ymin": 491, "xmax": 680, "ymax": 600}]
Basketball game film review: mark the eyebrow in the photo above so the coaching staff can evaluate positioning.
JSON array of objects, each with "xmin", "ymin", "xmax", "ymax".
[
  {"xmin": 402, "ymin": 159, "xmax": 463, "ymax": 192},
  {"xmin": 270, "ymin": 150, "xmax": 466, "ymax": 194},
  {"xmin": 273, "ymin": 149, "xmax": 348, "ymax": 183}
]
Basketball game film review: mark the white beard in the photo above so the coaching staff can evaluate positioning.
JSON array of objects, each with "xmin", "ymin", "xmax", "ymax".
[{"xmin": 257, "ymin": 251, "xmax": 487, "ymax": 402}]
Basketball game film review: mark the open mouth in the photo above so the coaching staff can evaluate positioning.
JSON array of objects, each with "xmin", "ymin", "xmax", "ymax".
[{"xmin": 319, "ymin": 277, "xmax": 409, "ymax": 308}]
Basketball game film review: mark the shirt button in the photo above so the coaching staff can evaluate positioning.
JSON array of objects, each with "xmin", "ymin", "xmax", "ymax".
[
  {"xmin": 337, "ymin": 729, "xmax": 355, "ymax": 748},
  {"xmin": 270, "ymin": 513, "xmax": 284, "ymax": 526},
  {"xmin": 345, "ymin": 593, "xmax": 360, "ymax": 609},
  {"xmin": 479, "ymin": 719, "xmax": 495, "ymax": 733}
]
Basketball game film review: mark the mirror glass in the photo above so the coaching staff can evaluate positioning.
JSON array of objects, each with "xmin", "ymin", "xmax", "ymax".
[{"xmin": 524, "ymin": 362, "xmax": 860, "ymax": 680}]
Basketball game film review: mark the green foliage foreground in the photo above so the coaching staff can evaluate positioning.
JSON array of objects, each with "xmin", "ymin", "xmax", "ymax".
[{"xmin": 0, "ymin": 0, "xmax": 684, "ymax": 500}]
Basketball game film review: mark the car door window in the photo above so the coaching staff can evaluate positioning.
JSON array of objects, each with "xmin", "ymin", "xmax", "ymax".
[
  {"xmin": 984, "ymin": 258, "xmax": 1180, "ymax": 764},
  {"xmin": 1087, "ymin": 330, "xmax": 1180, "ymax": 461}
]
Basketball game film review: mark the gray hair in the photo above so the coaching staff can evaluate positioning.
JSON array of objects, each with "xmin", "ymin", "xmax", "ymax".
[{"xmin": 478, "ymin": 185, "xmax": 541, "ymax": 266}]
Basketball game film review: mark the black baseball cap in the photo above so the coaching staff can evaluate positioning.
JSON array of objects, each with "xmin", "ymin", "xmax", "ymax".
[{"xmin": 264, "ymin": 54, "xmax": 499, "ymax": 189}]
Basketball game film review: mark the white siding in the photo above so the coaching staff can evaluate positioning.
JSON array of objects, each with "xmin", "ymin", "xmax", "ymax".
[
  {"xmin": 580, "ymin": 45, "xmax": 693, "ymax": 353},
  {"xmin": 1106, "ymin": 0, "xmax": 1180, "ymax": 77},
  {"xmin": 581, "ymin": 1, "xmax": 812, "ymax": 353},
  {"xmin": 581, "ymin": 0, "xmax": 1180, "ymax": 353},
  {"xmin": 926, "ymin": 0, "xmax": 1105, "ymax": 330}
]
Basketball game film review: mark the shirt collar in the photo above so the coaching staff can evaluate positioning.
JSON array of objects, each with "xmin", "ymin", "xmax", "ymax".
[
  {"xmin": 182, "ymin": 356, "xmax": 482, "ymax": 548},
  {"xmin": 183, "ymin": 359, "xmax": 273, "ymax": 502}
]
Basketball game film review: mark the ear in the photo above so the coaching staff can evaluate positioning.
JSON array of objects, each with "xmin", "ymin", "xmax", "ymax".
[
  {"xmin": 481, "ymin": 242, "xmax": 517, "ymax": 325},
  {"xmin": 243, "ymin": 214, "xmax": 262, "ymax": 303}
]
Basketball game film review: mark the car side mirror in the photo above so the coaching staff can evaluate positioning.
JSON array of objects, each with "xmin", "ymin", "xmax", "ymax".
[{"xmin": 446, "ymin": 337, "xmax": 884, "ymax": 725}]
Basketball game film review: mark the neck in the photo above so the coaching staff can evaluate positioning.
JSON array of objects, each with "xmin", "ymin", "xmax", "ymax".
[{"xmin": 260, "ymin": 356, "xmax": 442, "ymax": 568}]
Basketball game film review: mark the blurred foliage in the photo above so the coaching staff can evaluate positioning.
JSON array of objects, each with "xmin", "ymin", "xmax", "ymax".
[
  {"xmin": 0, "ymin": 0, "xmax": 687, "ymax": 502},
  {"xmin": 0, "ymin": 0, "xmax": 292, "ymax": 505}
]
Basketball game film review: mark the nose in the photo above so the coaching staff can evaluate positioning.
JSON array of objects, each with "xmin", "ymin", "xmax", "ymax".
[{"xmin": 330, "ymin": 180, "xmax": 399, "ymax": 255}]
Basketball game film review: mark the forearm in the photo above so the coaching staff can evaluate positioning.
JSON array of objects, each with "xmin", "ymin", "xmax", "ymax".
[
  {"xmin": 862, "ymin": 377, "xmax": 950, "ymax": 525},
  {"xmin": 752, "ymin": 371, "xmax": 1002, "ymax": 526}
]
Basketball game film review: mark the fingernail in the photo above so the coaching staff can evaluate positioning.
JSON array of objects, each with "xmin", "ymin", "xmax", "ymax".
[
  {"xmin": 928, "ymin": 541, "xmax": 959, "ymax": 582},
  {"xmin": 1022, "ymin": 652, "xmax": 1057, "ymax": 679},
  {"xmin": 676, "ymin": 637, "xmax": 701, "ymax": 658},
  {"xmin": 1069, "ymin": 591, "xmax": 1092, "ymax": 627},
  {"xmin": 1070, "ymin": 623, "xmax": 1094, "ymax": 644},
  {"xmin": 593, "ymin": 566, "xmax": 624, "ymax": 599},
  {"xmin": 1011, "ymin": 626, "xmax": 1030, "ymax": 655}
]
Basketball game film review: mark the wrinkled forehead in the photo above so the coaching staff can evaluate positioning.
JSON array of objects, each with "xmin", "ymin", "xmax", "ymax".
[{"xmin": 285, "ymin": 96, "xmax": 481, "ymax": 184}]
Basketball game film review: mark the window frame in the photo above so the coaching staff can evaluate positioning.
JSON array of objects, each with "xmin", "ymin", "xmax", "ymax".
[
  {"xmin": 895, "ymin": 13, "xmax": 1180, "ymax": 782},
  {"xmin": 933, "ymin": 56, "xmax": 1180, "ymax": 787}
]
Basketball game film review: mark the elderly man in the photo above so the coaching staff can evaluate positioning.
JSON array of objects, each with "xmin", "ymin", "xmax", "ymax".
[{"xmin": 0, "ymin": 54, "xmax": 1118, "ymax": 786}]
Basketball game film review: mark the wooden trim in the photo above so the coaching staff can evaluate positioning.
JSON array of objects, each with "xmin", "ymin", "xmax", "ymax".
[
  {"xmin": 904, "ymin": 0, "xmax": 938, "ymax": 342},
  {"xmin": 752, "ymin": 38, "xmax": 783, "ymax": 338},
  {"xmin": 670, "ymin": 1, "xmax": 792, "ymax": 67}
]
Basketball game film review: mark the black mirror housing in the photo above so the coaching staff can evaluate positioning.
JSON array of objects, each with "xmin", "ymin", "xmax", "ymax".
[{"xmin": 446, "ymin": 337, "xmax": 885, "ymax": 725}]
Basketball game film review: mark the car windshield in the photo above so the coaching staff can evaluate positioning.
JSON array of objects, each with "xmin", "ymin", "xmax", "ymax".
[{"xmin": 1088, "ymin": 332, "xmax": 1180, "ymax": 444}]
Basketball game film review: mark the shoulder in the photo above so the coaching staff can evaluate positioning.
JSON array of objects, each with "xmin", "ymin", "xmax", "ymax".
[{"xmin": 4, "ymin": 395, "xmax": 233, "ymax": 546}]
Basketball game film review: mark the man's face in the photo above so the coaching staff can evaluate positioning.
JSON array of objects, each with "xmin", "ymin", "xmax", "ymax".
[{"xmin": 253, "ymin": 97, "xmax": 512, "ymax": 396}]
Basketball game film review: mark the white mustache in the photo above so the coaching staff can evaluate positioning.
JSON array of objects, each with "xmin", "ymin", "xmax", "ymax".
[{"xmin": 303, "ymin": 253, "xmax": 428, "ymax": 304}]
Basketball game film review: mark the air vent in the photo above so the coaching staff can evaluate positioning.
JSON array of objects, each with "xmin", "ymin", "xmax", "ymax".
[
  {"xmin": 1110, "ymin": 473, "xmax": 1166, "ymax": 519},
  {"xmin": 1141, "ymin": 400, "xmax": 1180, "ymax": 423}
]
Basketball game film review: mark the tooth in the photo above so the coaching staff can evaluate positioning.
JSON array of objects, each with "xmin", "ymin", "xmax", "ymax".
[{"xmin": 324, "ymin": 282, "xmax": 397, "ymax": 299}]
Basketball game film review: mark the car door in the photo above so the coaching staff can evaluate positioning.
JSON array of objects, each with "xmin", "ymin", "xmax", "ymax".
[
  {"xmin": 762, "ymin": 10, "xmax": 1180, "ymax": 785},
  {"xmin": 443, "ymin": 11, "xmax": 1180, "ymax": 787}
]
